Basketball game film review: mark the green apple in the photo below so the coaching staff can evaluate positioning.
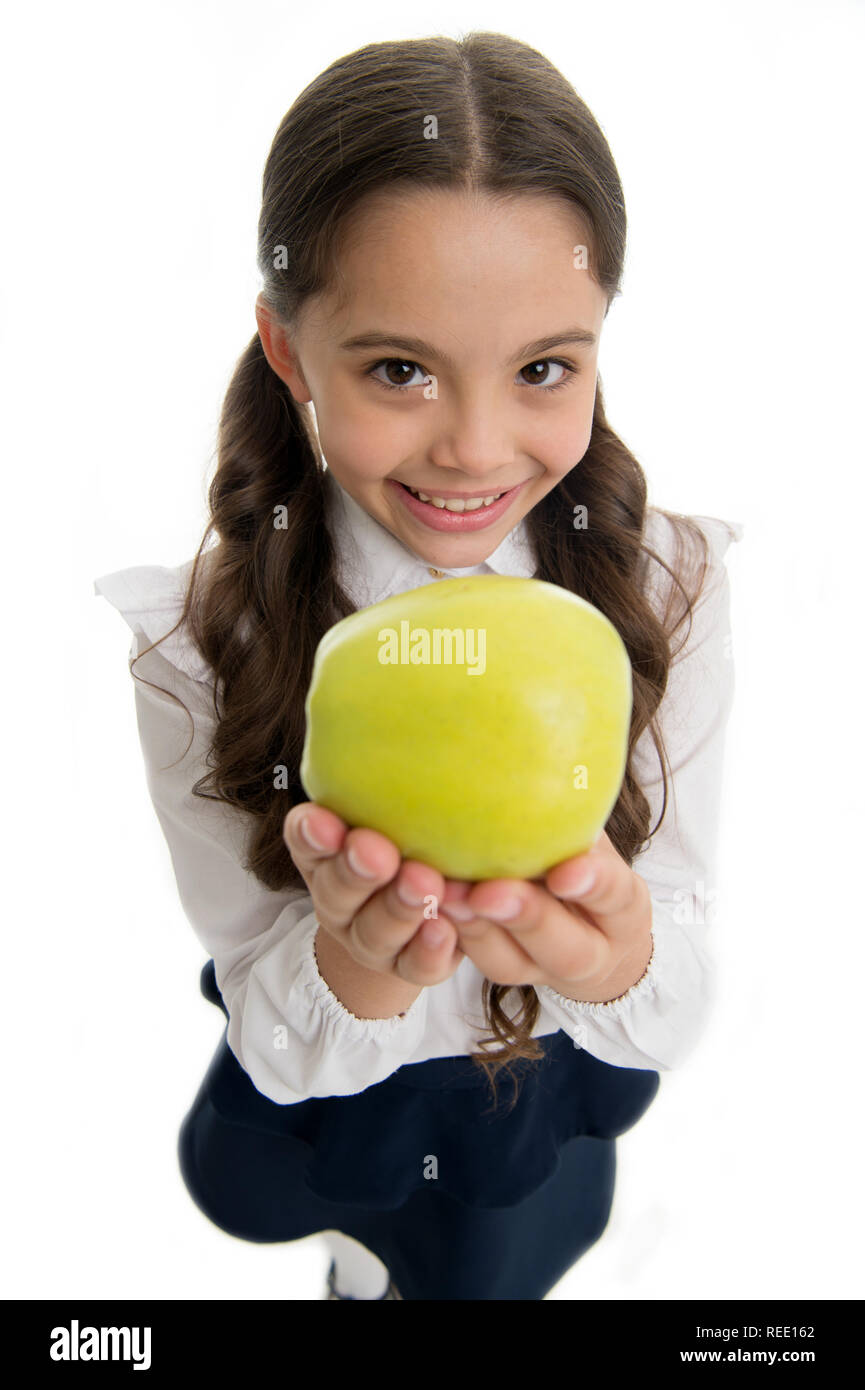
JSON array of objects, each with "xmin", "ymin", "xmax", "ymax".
[{"xmin": 300, "ymin": 574, "xmax": 631, "ymax": 881}]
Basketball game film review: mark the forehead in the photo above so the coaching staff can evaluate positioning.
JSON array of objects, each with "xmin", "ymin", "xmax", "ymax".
[{"xmin": 301, "ymin": 186, "xmax": 607, "ymax": 348}]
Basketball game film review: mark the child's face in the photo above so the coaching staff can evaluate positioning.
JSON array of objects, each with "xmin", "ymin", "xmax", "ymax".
[{"xmin": 257, "ymin": 187, "xmax": 608, "ymax": 570}]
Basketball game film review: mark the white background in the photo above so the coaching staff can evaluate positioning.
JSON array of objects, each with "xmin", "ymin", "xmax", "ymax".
[{"xmin": 2, "ymin": 0, "xmax": 862, "ymax": 1303}]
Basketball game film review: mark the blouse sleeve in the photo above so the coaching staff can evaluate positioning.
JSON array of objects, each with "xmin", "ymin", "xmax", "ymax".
[
  {"xmin": 534, "ymin": 513, "xmax": 744, "ymax": 1071},
  {"xmin": 93, "ymin": 566, "xmax": 432, "ymax": 1105}
]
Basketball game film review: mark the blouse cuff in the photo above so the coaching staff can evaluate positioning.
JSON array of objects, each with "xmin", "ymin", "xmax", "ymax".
[
  {"xmin": 538, "ymin": 930, "xmax": 658, "ymax": 1022},
  {"xmin": 229, "ymin": 907, "xmax": 432, "ymax": 1104},
  {"xmin": 296, "ymin": 910, "xmax": 428, "ymax": 1039},
  {"xmin": 534, "ymin": 902, "xmax": 715, "ymax": 1071}
]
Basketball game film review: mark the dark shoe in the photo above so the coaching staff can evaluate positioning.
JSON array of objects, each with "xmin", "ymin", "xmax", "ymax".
[{"xmin": 326, "ymin": 1258, "xmax": 403, "ymax": 1300}]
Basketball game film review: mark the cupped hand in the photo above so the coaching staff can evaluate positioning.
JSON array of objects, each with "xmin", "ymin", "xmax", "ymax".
[
  {"xmin": 283, "ymin": 803, "xmax": 468, "ymax": 987},
  {"xmin": 437, "ymin": 831, "xmax": 654, "ymax": 1003}
]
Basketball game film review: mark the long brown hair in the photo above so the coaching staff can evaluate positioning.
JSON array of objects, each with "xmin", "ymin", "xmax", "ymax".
[{"xmin": 131, "ymin": 32, "xmax": 711, "ymax": 1110}]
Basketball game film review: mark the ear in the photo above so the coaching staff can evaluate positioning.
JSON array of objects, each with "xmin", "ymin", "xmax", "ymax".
[{"xmin": 255, "ymin": 294, "xmax": 313, "ymax": 403}]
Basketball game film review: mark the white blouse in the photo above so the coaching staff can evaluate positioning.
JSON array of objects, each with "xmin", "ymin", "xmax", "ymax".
[{"xmin": 94, "ymin": 467, "xmax": 744, "ymax": 1104}]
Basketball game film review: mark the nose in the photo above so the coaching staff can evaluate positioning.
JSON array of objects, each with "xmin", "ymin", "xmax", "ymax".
[{"xmin": 429, "ymin": 388, "xmax": 516, "ymax": 480}]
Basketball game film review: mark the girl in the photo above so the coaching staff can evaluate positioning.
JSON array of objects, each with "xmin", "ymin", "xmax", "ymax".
[{"xmin": 94, "ymin": 31, "xmax": 742, "ymax": 1301}]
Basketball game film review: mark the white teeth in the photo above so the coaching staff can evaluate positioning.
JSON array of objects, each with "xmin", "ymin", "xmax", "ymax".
[{"xmin": 408, "ymin": 486, "xmax": 503, "ymax": 509}]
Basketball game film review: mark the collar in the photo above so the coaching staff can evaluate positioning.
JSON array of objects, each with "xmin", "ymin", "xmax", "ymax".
[{"xmin": 323, "ymin": 464, "xmax": 537, "ymax": 609}]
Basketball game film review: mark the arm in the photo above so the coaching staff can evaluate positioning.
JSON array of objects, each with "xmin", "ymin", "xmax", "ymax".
[
  {"xmin": 313, "ymin": 921, "xmax": 423, "ymax": 1019},
  {"xmin": 534, "ymin": 515, "xmax": 743, "ymax": 1069},
  {"xmin": 127, "ymin": 630, "xmax": 432, "ymax": 1103}
]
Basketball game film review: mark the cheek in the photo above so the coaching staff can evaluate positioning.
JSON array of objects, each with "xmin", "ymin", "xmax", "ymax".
[
  {"xmin": 562, "ymin": 379, "xmax": 596, "ymax": 464},
  {"xmin": 533, "ymin": 411, "xmax": 593, "ymax": 479},
  {"xmin": 316, "ymin": 415, "xmax": 400, "ymax": 485},
  {"xmin": 317, "ymin": 390, "xmax": 417, "ymax": 481}
]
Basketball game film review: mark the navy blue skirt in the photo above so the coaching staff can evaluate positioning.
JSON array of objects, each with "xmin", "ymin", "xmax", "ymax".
[{"xmin": 178, "ymin": 959, "xmax": 660, "ymax": 1299}]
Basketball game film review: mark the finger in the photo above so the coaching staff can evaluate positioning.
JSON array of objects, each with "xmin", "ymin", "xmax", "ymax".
[
  {"xmin": 442, "ymin": 877, "xmax": 473, "ymax": 904},
  {"xmin": 461, "ymin": 879, "xmax": 607, "ymax": 983},
  {"xmin": 438, "ymin": 878, "xmax": 474, "ymax": 918},
  {"xmin": 346, "ymin": 858, "xmax": 447, "ymax": 970},
  {"xmin": 449, "ymin": 915, "xmax": 541, "ymax": 986},
  {"xmin": 310, "ymin": 826, "xmax": 404, "ymax": 934},
  {"xmin": 395, "ymin": 913, "xmax": 467, "ymax": 986},
  {"xmin": 543, "ymin": 836, "xmax": 649, "ymax": 943},
  {"xmin": 283, "ymin": 802, "xmax": 348, "ymax": 867}
]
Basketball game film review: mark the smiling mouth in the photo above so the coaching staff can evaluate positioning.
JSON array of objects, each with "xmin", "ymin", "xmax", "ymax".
[{"xmin": 400, "ymin": 483, "xmax": 510, "ymax": 512}]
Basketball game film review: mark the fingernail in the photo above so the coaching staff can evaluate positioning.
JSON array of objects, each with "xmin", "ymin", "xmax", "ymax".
[
  {"xmin": 300, "ymin": 815, "xmax": 328, "ymax": 851},
  {"xmin": 481, "ymin": 896, "xmax": 522, "ymax": 922},
  {"xmin": 421, "ymin": 921, "xmax": 446, "ymax": 947},
  {"xmin": 347, "ymin": 845, "xmax": 378, "ymax": 879},
  {"xmin": 559, "ymin": 866, "xmax": 596, "ymax": 899},
  {"xmin": 441, "ymin": 903, "xmax": 475, "ymax": 922},
  {"xmin": 396, "ymin": 879, "xmax": 425, "ymax": 907}
]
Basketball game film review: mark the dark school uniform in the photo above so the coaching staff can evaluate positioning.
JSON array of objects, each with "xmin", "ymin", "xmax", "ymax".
[{"xmin": 178, "ymin": 959, "xmax": 660, "ymax": 1301}]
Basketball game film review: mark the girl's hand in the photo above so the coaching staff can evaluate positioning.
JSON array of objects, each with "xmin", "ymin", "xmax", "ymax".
[
  {"xmin": 283, "ymin": 802, "xmax": 467, "ymax": 987},
  {"xmin": 438, "ymin": 831, "xmax": 654, "ymax": 1003}
]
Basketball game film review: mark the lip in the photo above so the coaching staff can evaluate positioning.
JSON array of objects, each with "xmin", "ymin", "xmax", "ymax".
[{"xmin": 387, "ymin": 478, "xmax": 529, "ymax": 532}]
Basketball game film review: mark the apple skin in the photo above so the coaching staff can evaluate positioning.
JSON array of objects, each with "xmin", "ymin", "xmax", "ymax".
[{"xmin": 300, "ymin": 574, "xmax": 632, "ymax": 882}]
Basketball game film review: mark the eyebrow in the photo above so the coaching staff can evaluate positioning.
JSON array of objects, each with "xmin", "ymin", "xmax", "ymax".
[{"xmin": 338, "ymin": 327, "xmax": 597, "ymax": 368}]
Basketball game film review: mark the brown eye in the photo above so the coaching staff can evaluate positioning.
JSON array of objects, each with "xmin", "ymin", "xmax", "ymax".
[
  {"xmin": 368, "ymin": 359, "xmax": 425, "ymax": 390},
  {"xmin": 383, "ymin": 360, "xmax": 415, "ymax": 386},
  {"xmin": 520, "ymin": 360, "xmax": 568, "ymax": 387},
  {"xmin": 517, "ymin": 359, "xmax": 577, "ymax": 392}
]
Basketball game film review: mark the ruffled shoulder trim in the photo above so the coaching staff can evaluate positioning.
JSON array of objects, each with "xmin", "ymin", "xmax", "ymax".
[
  {"xmin": 641, "ymin": 507, "xmax": 743, "ymax": 630},
  {"xmin": 688, "ymin": 512, "xmax": 745, "ymax": 562},
  {"xmin": 643, "ymin": 506, "xmax": 744, "ymax": 567},
  {"xmin": 93, "ymin": 556, "xmax": 214, "ymax": 686}
]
